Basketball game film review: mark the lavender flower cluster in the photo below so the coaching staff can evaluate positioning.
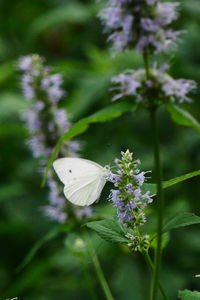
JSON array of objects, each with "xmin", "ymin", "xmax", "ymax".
[
  {"xmin": 108, "ymin": 149, "xmax": 153, "ymax": 251},
  {"xmin": 19, "ymin": 55, "xmax": 92, "ymax": 223},
  {"xmin": 108, "ymin": 149, "xmax": 153, "ymax": 226},
  {"xmin": 99, "ymin": 0, "xmax": 181, "ymax": 53},
  {"xmin": 111, "ymin": 66, "xmax": 196, "ymax": 104}
]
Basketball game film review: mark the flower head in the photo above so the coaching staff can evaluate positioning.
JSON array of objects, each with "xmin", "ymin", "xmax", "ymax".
[
  {"xmin": 107, "ymin": 150, "xmax": 153, "ymax": 251},
  {"xmin": 98, "ymin": 0, "xmax": 181, "ymax": 54},
  {"xmin": 111, "ymin": 67, "xmax": 196, "ymax": 105},
  {"xmin": 107, "ymin": 150, "xmax": 153, "ymax": 227}
]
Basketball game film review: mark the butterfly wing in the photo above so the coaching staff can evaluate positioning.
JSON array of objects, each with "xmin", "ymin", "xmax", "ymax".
[
  {"xmin": 64, "ymin": 175, "xmax": 105, "ymax": 206},
  {"xmin": 89, "ymin": 174, "xmax": 107, "ymax": 204},
  {"xmin": 53, "ymin": 157, "xmax": 107, "ymax": 206},
  {"xmin": 53, "ymin": 157, "xmax": 105, "ymax": 185}
]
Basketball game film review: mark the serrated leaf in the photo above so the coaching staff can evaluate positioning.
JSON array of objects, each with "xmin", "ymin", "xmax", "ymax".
[
  {"xmin": 86, "ymin": 219, "xmax": 129, "ymax": 243},
  {"xmin": 178, "ymin": 289, "xmax": 200, "ymax": 300},
  {"xmin": 163, "ymin": 212, "xmax": 200, "ymax": 233},
  {"xmin": 42, "ymin": 101, "xmax": 137, "ymax": 186},
  {"xmin": 166, "ymin": 104, "xmax": 200, "ymax": 135},
  {"xmin": 16, "ymin": 224, "xmax": 71, "ymax": 271}
]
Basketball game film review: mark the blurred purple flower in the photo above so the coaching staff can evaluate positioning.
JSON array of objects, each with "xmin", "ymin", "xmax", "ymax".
[
  {"xmin": 19, "ymin": 54, "xmax": 92, "ymax": 223},
  {"xmin": 98, "ymin": 0, "xmax": 180, "ymax": 54},
  {"xmin": 111, "ymin": 67, "xmax": 196, "ymax": 104}
]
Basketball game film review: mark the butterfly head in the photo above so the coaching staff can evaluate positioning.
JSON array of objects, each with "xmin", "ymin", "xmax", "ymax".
[{"xmin": 103, "ymin": 165, "xmax": 111, "ymax": 179}]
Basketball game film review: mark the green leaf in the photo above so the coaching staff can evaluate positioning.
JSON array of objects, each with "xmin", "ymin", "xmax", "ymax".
[
  {"xmin": 143, "ymin": 169, "xmax": 200, "ymax": 195},
  {"xmin": 163, "ymin": 212, "xmax": 200, "ymax": 233},
  {"xmin": 165, "ymin": 104, "xmax": 200, "ymax": 135},
  {"xmin": 16, "ymin": 224, "xmax": 71, "ymax": 271},
  {"xmin": 86, "ymin": 219, "xmax": 129, "ymax": 243},
  {"xmin": 42, "ymin": 101, "xmax": 137, "ymax": 186},
  {"xmin": 178, "ymin": 289, "xmax": 200, "ymax": 300},
  {"xmin": 163, "ymin": 170, "xmax": 200, "ymax": 188}
]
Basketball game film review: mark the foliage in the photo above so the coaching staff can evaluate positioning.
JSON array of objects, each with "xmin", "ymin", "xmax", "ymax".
[
  {"xmin": 0, "ymin": 0, "xmax": 200, "ymax": 299},
  {"xmin": 178, "ymin": 289, "xmax": 200, "ymax": 300}
]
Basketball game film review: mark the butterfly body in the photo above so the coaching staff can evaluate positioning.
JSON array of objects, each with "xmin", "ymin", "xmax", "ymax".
[{"xmin": 53, "ymin": 158, "xmax": 109, "ymax": 206}]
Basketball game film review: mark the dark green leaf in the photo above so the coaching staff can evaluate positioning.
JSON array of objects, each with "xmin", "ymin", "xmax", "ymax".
[
  {"xmin": 143, "ymin": 169, "xmax": 200, "ymax": 194},
  {"xmin": 86, "ymin": 219, "xmax": 129, "ymax": 243},
  {"xmin": 42, "ymin": 102, "xmax": 137, "ymax": 186},
  {"xmin": 165, "ymin": 104, "xmax": 200, "ymax": 135},
  {"xmin": 178, "ymin": 289, "xmax": 200, "ymax": 300},
  {"xmin": 163, "ymin": 170, "xmax": 200, "ymax": 188},
  {"xmin": 163, "ymin": 212, "xmax": 200, "ymax": 233}
]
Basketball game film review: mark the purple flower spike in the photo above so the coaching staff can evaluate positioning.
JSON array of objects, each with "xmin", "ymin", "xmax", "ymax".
[
  {"xmin": 19, "ymin": 54, "xmax": 92, "ymax": 223},
  {"xmin": 108, "ymin": 149, "xmax": 154, "ymax": 227}
]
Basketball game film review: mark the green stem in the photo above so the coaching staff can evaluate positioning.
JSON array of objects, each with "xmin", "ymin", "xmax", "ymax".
[
  {"xmin": 80, "ymin": 256, "xmax": 99, "ymax": 300},
  {"xmin": 149, "ymin": 107, "xmax": 164, "ymax": 300},
  {"xmin": 143, "ymin": 48, "xmax": 166, "ymax": 300},
  {"xmin": 90, "ymin": 251, "xmax": 114, "ymax": 300},
  {"xmin": 85, "ymin": 232, "xmax": 115, "ymax": 300},
  {"xmin": 142, "ymin": 251, "xmax": 169, "ymax": 300},
  {"xmin": 143, "ymin": 52, "xmax": 151, "ymax": 79}
]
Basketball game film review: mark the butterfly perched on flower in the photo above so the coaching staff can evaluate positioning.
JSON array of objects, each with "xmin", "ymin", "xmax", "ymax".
[{"xmin": 53, "ymin": 157, "xmax": 109, "ymax": 206}]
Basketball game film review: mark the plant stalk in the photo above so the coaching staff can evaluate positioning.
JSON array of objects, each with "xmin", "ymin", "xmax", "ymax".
[
  {"xmin": 143, "ymin": 52, "xmax": 151, "ymax": 78},
  {"xmin": 90, "ymin": 250, "xmax": 114, "ymax": 300},
  {"xmin": 142, "ymin": 251, "xmax": 169, "ymax": 300},
  {"xmin": 84, "ymin": 231, "xmax": 115, "ymax": 300},
  {"xmin": 149, "ymin": 107, "xmax": 164, "ymax": 300},
  {"xmin": 80, "ymin": 256, "xmax": 99, "ymax": 300},
  {"xmin": 142, "ymin": 51, "xmax": 165, "ymax": 300}
]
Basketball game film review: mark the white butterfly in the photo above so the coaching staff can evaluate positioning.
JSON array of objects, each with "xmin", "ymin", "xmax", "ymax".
[{"xmin": 53, "ymin": 157, "xmax": 109, "ymax": 206}]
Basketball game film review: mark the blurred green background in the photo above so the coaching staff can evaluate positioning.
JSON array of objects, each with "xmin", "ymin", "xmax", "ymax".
[{"xmin": 0, "ymin": 0, "xmax": 200, "ymax": 299}]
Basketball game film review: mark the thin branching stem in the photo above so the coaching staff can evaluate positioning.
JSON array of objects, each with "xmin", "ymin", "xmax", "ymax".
[
  {"xmin": 142, "ymin": 52, "xmax": 165, "ymax": 300},
  {"xmin": 142, "ymin": 251, "xmax": 169, "ymax": 300},
  {"xmin": 84, "ymin": 231, "xmax": 115, "ymax": 300},
  {"xmin": 80, "ymin": 256, "xmax": 99, "ymax": 300},
  {"xmin": 143, "ymin": 52, "xmax": 151, "ymax": 79},
  {"xmin": 149, "ymin": 107, "xmax": 164, "ymax": 300}
]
